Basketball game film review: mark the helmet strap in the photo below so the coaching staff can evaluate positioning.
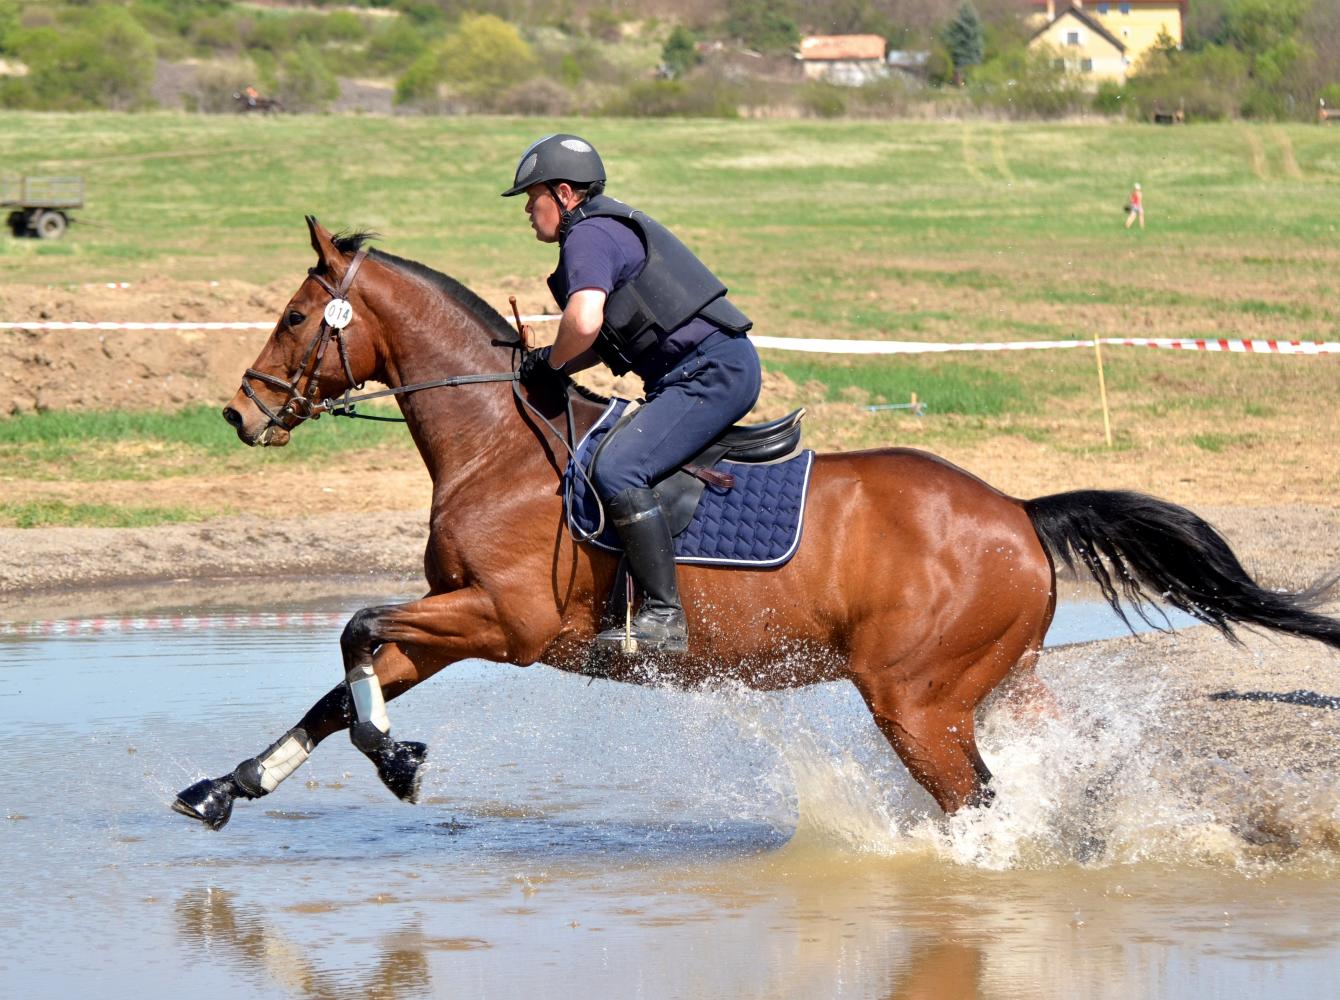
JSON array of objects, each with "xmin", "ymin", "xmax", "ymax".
[{"xmin": 548, "ymin": 181, "xmax": 587, "ymax": 244}]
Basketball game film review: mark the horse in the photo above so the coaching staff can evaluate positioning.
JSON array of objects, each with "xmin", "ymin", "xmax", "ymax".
[
  {"xmin": 172, "ymin": 217, "xmax": 1340, "ymax": 830},
  {"xmin": 233, "ymin": 92, "xmax": 282, "ymax": 115}
]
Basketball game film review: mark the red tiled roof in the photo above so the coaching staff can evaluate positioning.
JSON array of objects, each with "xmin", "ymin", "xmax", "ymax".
[
  {"xmin": 1030, "ymin": 0, "xmax": 1187, "ymax": 10},
  {"xmin": 799, "ymin": 35, "xmax": 887, "ymax": 61}
]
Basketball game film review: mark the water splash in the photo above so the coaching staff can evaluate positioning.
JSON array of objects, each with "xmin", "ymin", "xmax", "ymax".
[{"xmin": 702, "ymin": 643, "xmax": 1340, "ymax": 873}]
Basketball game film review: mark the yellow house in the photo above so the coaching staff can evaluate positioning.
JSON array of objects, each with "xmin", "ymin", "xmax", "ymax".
[{"xmin": 1028, "ymin": 1, "xmax": 1184, "ymax": 81}]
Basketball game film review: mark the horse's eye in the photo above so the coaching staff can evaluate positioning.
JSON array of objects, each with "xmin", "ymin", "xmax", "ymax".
[{"xmin": 287, "ymin": 310, "xmax": 305, "ymax": 327}]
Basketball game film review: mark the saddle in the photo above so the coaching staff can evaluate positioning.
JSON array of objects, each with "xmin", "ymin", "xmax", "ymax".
[{"xmin": 591, "ymin": 406, "xmax": 806, "ymax": 537}]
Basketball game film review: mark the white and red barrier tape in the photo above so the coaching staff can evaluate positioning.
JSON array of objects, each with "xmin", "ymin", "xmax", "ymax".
[
  {"xmin": 1101, "ymin": 337, "xmax": 1339, "ymax": 355},
  {"xmin": 2, "ymin": 318, "xmax": 1336, "ymax": 355},
  {"xmin": 0, "ymin": 315, "xmax": 558, "ymax": 331},
  {"xmin": 0, "ymin": 611, "xmax": 347, "ymax": 637},
  {"xmin": 0, "ymin": 321, "xmax": 275, "ymax": 331}
]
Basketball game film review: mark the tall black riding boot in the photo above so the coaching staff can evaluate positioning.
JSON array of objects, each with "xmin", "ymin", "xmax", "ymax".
[{"xmin": 596, "ymin": 487, "xmax": 689, "ymax": 654}]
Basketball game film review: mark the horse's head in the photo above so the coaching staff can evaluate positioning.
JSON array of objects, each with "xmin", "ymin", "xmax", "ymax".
[{"xmin": 224, "ymin": 217, "xmax": 381, "ymax": 446}]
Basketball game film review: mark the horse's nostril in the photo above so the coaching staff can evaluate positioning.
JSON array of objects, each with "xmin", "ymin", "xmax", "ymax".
[{"xmin": 222, "ymin": 406, "xmax": 243, "ymax": 428}]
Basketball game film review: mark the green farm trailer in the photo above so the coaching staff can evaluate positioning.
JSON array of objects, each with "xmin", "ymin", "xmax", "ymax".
[{"xmin": 2, "ymin": 175, "xmax": 83, "ymax": 238}]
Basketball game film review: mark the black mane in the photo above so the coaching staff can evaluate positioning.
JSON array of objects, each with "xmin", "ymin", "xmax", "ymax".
[{"xmin": 331, "ymin": 229, "xmax": 611, "ymax": 405}]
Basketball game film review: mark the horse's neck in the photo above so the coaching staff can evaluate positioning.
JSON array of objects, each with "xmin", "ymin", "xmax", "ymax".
[{"xmin": 371, "ymin": 275, "xmax": 587, "ymax": 497}]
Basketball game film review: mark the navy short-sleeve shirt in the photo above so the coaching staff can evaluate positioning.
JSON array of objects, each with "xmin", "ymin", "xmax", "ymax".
[{"xmin": 548, "ymin": 216, "xmax": 721, "ymax": 383}]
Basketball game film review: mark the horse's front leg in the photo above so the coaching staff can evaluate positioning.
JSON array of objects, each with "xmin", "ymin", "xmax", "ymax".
[
  {"xmin": 172, "ymin": 588, "xmax": 510, "ymax": 830},
  {"xmin": 172, "ymin": 682, "xmax": 350, "ymax": 830}
]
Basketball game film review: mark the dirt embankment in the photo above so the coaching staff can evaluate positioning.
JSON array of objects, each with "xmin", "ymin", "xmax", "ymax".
[{"xmin": 2, "ymin": 278, "xmax": 1338, "ymax": 618}]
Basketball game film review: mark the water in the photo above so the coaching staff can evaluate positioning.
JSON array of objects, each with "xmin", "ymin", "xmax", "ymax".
[{"xmin": 2, "ymin": 595, "xmax": 1338, "ymax": 998}]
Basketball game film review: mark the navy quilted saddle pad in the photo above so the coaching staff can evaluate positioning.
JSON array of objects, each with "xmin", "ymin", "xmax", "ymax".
[{"xmin": 563, "ymin": 399, "xmax": 814, "ymax": 567}]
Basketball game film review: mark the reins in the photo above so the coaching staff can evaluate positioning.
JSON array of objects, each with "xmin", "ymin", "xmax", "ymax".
[{"xmin": 243, "ymin": 258, "xmax": 606, "ymax": 539}]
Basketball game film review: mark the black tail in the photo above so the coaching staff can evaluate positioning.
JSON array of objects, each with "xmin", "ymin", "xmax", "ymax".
[{"xmin": 1024, "ymin": 489, "xmax": 1340, "ymax": 650}]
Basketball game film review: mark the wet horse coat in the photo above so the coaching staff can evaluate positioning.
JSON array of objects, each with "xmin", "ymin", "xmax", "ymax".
[{"xmin": 173, "ymin": 220, "xmax": 1340, "ymax": 828}]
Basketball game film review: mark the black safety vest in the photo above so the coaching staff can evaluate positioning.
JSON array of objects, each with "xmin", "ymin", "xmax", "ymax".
[{"xmin": 550, "ymin": 194, "xmax": 752, "ymax": 375}]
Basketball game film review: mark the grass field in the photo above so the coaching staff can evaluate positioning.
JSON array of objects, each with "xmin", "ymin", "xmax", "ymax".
[{"xmin": 1, "ymin": 113, "xmax": 1337, "ymax": 523}]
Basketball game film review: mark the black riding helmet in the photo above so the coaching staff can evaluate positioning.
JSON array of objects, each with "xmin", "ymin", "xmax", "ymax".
[{"xmin": 500, "ymin": 134, "xmax": 605, "ymax": 198}]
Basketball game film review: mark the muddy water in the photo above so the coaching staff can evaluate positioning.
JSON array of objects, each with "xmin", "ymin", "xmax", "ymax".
[{"xmin": 3, "ymin": 595, "xmax": 1338, "ymax": 999}]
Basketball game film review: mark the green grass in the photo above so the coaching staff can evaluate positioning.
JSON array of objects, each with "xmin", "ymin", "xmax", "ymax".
[
  {"xmin": 763, "ymin": 354, "xmax": 1024, "ymax": 415},
  {"xmin": 1, "ymin": 499, "xmax": 210, "ymax": 528},
  {"xmin": 1191, "ymin": 432, "xmax": 1256, "ymax": 453},
  {"xmin": 0, "ymin": 404, "xmax": 412, "ymax": 480},
  {"xmin": 0, "ymin": 113, "xmax": 1336, "ymax": 493}
]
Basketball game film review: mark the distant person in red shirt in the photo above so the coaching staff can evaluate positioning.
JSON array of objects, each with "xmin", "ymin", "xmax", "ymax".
[{"xmin": 1125, "ymin": 182, "xmax": 1144, "ymax": 229}]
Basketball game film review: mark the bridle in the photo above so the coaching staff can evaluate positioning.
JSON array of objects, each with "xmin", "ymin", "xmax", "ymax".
[
  {"xmin": 238, "ymin": 247, "xmax": 606, "ymax": 537},
  {"xmin": 240, "ymin": 249, "xmax": 371, "ymax": 434}
]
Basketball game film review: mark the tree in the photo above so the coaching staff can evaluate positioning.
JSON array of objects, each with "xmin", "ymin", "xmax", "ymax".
[
  {"xmin": 1225, "ymin": 0, "xmax": 1307, "ymax": 56},
  {"xmin": 395, "ymin": 13, "xmax": 536, "ymax": 109},
  {"xmin": 942, "ymin": 0, "xmax": 984, "ymax": 86},
  {"xmin": 440, "ymin": 14, "xmax": 535, "ymax": 103},
  {"xmin": 0, "ymin": 0, "xmax": 19, "ymax": 54},
  {"xmin": 8, "ymin": 7, "xmax": 156, "ymax": 110},
  {"xmin": 661, "ymin": 24, "xmax": 700, "ymax": 79},
  {"xmin": 275, "ymin": 41, "xmax": 339, "ymax": 112},
  {"xmin": 723, "ymin": 0, "xmax": 799, "ymax": 56}
]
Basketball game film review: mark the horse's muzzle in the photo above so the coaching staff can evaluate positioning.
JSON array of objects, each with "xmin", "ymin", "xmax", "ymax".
[
  {"xmin": 256, "ymin": 424, "xmax": 291, "ymax": 448},
  {"xmin": 223, "ymin": 401, "xmax": 291, "ymax": 447}
]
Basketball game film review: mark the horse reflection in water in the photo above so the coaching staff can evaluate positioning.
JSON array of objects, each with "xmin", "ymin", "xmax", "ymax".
[
  {"xmin": 173, "ymin": 218, "xmax": 1340, "ymax": 830},
  {"xmin": 175, "ymin": 887, "xmax": 982, "ymax": 1000},
  {"xmin": 175, "ymin": 889, "xmax": 458, "ymax": 996}
]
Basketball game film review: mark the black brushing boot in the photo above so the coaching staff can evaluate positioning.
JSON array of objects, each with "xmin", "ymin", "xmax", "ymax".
[
  {"xmin": 351, "ymin": 721, "xmax": 429, "ymax": 803},
  {"xmin": 595, "ymin": 487, "xmax": 689, "ymax": 654}
]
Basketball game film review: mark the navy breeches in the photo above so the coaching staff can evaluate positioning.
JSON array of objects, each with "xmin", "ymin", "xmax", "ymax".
[{"xmin": 591, "ymin": 334, "xmax": 762, "ymax": 499}]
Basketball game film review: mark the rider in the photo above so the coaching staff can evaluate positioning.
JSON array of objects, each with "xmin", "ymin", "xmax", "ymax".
[{"xmin": 505, "ymin": 133, "xmax": 762, "ymax": 654}]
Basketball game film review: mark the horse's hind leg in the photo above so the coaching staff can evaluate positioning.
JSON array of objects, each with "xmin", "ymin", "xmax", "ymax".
[
  {"xmin": 855, "ymin": 685, "xmax": 994, "ymax": 814},
  {"xmin": 851, "ymin": 626, "xmax": 1047, "ymax": 813}
]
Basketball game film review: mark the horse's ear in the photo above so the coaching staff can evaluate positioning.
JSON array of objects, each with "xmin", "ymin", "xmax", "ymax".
[{"xmin": 306, "ymin": 215, "xmax": 339, "ymax": 269}]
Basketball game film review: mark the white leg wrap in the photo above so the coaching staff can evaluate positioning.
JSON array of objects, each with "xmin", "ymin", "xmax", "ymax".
[
  {"xmin": 256, "ymin": 732, "xmax": 314, "ymax": 793},
  {"xmin": 348, "ymin": 664, "xmax": 390, "ymax": 734}
]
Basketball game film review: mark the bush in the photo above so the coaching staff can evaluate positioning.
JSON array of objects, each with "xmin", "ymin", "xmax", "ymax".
[
  {"xmin": 275, "ymin": 41, "xmax": 339, "ymax": 112},
  {"xmin": 8, "ymin": 7, "xmax": 156, "ymax": 110},
  {"xmin": 603, "ymin": 77, "xmax": 740, "ymax": 118},
  {"xmin": 365, "ymin": 17, "xmax": 429, "ymax": 75},
  {"xmin": 1092, "ymin": 80, "xmax": 1126, "ymax": 115},
  {"xmin": 847, "ymin": 77, "xmax": 916, "ymax": 118},
  {"xmin": 396, "ymin": 13, "xmax": 536, "ymax": 110},
  {"xmin": 661, "ymin": 24, "xmax": 700, "ymax": 79},
  {"xmin": 0, "ymin": 0, "xmax": 18, "ymax": 52},
  {"xmin": 800, "ymin": 81, "xmax": 847, "ymax": 118},
  {"xmin": 969, "ymin": 45, "xmax": 1088, "ymax": 118},
  {"xmin": 494, "ymin": 76, "xmax": 575, "ymax": 115},
  {"xmin": 1125, "ymin": 44, "xmax": 1250, "ymax": 121},
  {"xmin": 586, "ymin": 6, "xmax": 623, "ymax": 43},
  {"xmin": 723, "ymin": 0, "xmax": 798, "ymax": 56},
  {"xmin": 0, "ymin": 75, "xmax": 35, "ymax": 109},
  {"xmin": 188, "ymin": 14, "xmax": 244, "ymax": 54},
  {"xmin": 182, "ymin": 63, "xmax": 255, "ymax": 113}
]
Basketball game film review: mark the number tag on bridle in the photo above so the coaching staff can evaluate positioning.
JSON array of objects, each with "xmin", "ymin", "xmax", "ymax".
[{"xmin": 323, "ymin": 298, "xmax": 354, "ymax": 329}]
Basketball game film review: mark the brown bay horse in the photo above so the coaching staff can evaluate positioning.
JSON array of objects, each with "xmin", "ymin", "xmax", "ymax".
[{"xmin": 172, "ymin": 218, "xmax": 1340, "ymax": 830}]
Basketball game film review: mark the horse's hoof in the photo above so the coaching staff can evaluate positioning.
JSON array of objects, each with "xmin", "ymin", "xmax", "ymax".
[
  {"xmin": 376, "ymin": 741, "xmax": 428, "ymax": 804},
  {"xmin": 172, "ymin": 776, "xmax": 238, "ymax": 830}
]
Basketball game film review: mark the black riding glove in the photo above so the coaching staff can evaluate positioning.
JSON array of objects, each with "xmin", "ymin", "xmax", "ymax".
[{"xmin": 518, "ymin": 346, "xmax": 568, "ymax": 394}]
